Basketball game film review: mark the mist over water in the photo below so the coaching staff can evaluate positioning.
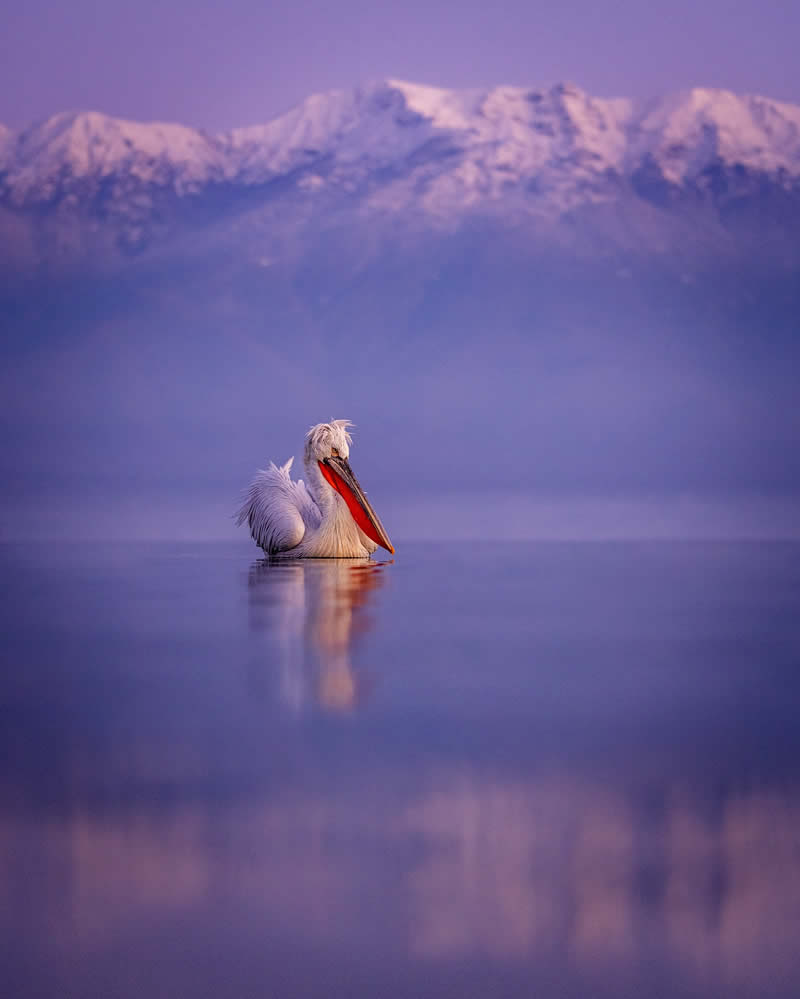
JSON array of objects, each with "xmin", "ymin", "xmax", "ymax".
[
  {"xmin": 2, "ymin": 234, "xmax": 800, "ymax": 542},
  {"xmin": 6, "ymin": 489, "xmax": 800, "ymax": 543}
]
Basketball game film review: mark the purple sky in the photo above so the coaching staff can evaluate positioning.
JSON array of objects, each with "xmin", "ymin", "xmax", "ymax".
[{"xmin": 3, "ymin": 0, "xmax": 800, "ymax": 131}]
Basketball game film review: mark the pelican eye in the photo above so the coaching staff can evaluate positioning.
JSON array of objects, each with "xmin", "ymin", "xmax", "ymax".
[{"xmin": 330, "ymin": 447, "xmax": 339, "ymax": 458}]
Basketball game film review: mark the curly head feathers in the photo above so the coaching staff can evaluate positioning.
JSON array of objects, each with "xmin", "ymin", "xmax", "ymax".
[{"xmin": 304, "ymin": 419, "xmax": 354, "ymax": 462}]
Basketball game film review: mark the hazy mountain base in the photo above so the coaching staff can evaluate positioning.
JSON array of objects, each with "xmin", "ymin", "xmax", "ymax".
[{"xmin": 1, "ymin": 190, "xmax": 799, "ymax": 541}]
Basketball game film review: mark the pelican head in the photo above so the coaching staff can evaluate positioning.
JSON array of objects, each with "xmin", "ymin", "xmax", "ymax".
[
  {"xmin": 305, "ymin": 419, "xmax": 354, "ymax": 464},
  {"xmin": 305, "ymin": 420, "xmax": 394, "ymax": 555}
]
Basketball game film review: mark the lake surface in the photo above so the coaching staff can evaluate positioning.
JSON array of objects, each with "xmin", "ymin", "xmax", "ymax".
[{"xmin": 1, "ymin": 540, "xmax": 799, "ymax": 998}]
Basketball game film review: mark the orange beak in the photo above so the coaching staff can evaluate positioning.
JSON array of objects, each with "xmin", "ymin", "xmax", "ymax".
[{"xmin": 319, "ymin": 456, "xmax": 394, "ymax": 554}]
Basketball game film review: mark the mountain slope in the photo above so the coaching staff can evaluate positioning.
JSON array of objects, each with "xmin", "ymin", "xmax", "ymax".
[
  {"xmin": 1, "ymin": 81, "xmax": 798, "ymax": 219},
  {"xmin": 3, "ymin": 111, "xmax": 226, "ymax": 204}
]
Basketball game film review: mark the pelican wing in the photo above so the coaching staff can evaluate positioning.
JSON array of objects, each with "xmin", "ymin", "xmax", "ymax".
[{"xmin": 236, "ymin": 458, "xmax": 321, "ymax": 555}]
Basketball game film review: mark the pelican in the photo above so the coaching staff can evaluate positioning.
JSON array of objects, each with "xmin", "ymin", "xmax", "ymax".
[{"xmin": 237, "ymin": 420, "xmax": 394, "ymax": 558}]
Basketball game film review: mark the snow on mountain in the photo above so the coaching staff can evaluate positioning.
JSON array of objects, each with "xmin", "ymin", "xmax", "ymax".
[
  {"xmin": 221, "ymin": 80, "xmax": 637, "ymax": 210},
  {"xmin": 628, "ymin": 88, "xmax": 800, "ymax": 183},
  {"xmin": 222, "ymin": 83, "xmax": 448, "ymax": 181},
  {"xmin": 369, "ymin": 81, "xmax": 637, "ymax": 214},
  {"xmin": 218, "ymin": 80, "xmax": 800, "ymax": 219},
  {"xmin": 1, "ymin": 81, "xmax": 799, "ymax": 219},
  {"xmin": 2, "ymin": 110, "xmax": 226, "ymax": 204}
]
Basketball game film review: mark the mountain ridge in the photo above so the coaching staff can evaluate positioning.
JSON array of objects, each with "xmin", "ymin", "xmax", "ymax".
[
  {"xmin": 2, "ymin": 80, "xmax": 799, "ymax": 207},
  {"xmin": 1, "ymin": 80, "xmax": 800, "ymax": 278}
]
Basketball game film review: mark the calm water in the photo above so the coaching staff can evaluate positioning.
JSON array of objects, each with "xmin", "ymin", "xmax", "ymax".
[{"xmin": 1, "ymin": 541, "xmax": 800, "ymax": 998}]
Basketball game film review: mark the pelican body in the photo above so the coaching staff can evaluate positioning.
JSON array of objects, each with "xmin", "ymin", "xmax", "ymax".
[{"xmin": 237, "ymin": 420, "xmax": 394, "ymax": 559}]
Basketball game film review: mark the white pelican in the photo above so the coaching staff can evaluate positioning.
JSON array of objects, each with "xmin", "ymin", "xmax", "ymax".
[{"xmin": 237, "ymin": 420, "xmax": 394, "ymax": 558}]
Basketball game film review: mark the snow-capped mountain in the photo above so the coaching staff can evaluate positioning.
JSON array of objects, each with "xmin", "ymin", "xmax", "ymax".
[
  {"xmin": 2, "ymin": 80, "xmax": 799, "ymax": 213},
  {"xmin": 224, "ymin": 81, "xmax": 800, "ymax": 213},
  {"xmin": 2, "ymin": 110, "xmax": 227, "ymax": 205},
  {"xmin": 1, "ymin": 79, "xmax": 800, "ymax": 276}
]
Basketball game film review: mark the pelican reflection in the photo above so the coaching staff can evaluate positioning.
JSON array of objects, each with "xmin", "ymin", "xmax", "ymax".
[{"xmin": 247, "ymin": 558, "xmax": 389, "ymax": 712}]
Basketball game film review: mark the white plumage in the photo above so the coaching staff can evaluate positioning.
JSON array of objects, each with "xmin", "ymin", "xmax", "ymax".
[{"xmin": 237, "ymin": 420, "xmax": 393, "ymax": 559}]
